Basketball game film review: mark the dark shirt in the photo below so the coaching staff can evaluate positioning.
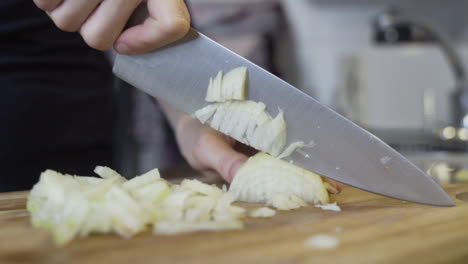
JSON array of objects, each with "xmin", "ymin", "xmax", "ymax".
[{"xmin": 0, "ymin": 0, "xmax": 115, "ymax": 191}]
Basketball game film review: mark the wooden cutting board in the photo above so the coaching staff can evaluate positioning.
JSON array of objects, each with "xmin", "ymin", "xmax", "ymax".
[{"xmin": 1, "ymin": 184, "xmax": 468, "ymax": 264}]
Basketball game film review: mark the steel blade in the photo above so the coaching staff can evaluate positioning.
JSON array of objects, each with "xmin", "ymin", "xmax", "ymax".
[{"xmin": 113, "ymin": 29, "xmax": 454, "ymax": 206}]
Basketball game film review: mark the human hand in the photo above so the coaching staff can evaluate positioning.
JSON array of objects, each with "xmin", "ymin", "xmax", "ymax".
[
  {"xmin": 170, "ymin": 111, "xmax": 249, "ymax": 183},
  {"xmin": 32, "ymin": 0, "xmax": 190, "ymax": 54}
]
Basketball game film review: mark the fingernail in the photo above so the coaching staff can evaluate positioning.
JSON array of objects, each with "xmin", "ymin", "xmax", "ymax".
[
  {"xmin": 325, "ymin": 183, "xmax": 339, "ymax": 194},
  {"xmin": 115, "ymin": 42, "xmax": 130, "ymax": 54}
]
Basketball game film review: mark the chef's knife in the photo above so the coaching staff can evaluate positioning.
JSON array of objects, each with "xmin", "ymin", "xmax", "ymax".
[{"xmin": 113, "ymin": 29, "xmax": 454, "ymax": 206}]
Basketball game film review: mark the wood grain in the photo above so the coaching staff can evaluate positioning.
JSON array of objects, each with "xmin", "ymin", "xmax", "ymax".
[{"xmin": 1, "ymin": 185, "xmax": 468, "ymax": 264}]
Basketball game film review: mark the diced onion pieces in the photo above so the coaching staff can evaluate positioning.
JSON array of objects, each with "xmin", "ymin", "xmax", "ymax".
[
  {"xmin": 28, "ymin": 158, "xmax": 336, "ymax": 245},
  {"xmin": 28, "ymin": 65, "xmax": 340, "ymax": 246},
  {"xmin": 27, "ymin": 168, "xmax": 244, "ymax": 245},
  {"xmin": 148, "ymin": 179, "xmax": 246, "ymax": 235},
  {"xmin": 194, "ymin": 101, "xmax": 287, "ymax": 157}
]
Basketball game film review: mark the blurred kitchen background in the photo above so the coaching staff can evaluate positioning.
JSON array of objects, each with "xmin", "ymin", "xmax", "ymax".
[{"xmin": 115, "ymin": 0, "xmax": 468, "ymax": 184}]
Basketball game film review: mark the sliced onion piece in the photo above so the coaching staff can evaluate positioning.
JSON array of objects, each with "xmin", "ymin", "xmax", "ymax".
[
  {"xmin": 221, "ymin": 66, "xmax": 247, "ymax": 101},
  {"xmin": 315, "ymin": 202, "xmax": 341, "ymax": 212},
  {"xmin": 229, "ymin": 152, "xmax": 329, "ymax": 210},
  {"xmin": 193, "ymin": 101, "xmax": 287, "ymax": 156},
  {"xmin": 205, "ymin": 67, "xmax": 247, "ymax": 102},
  {"xmin": 122, "ymin": 168, "xmax": 161, "ymax": 191},
  {"xmin": 248, "ymin": 207, "xmax": 276, "ymax": 218},
  {"xmin": 94, "ymin": 166, "xmax": 126, "ymax": 183},
  {"xmin": 205, "ymin": 71, "xmax": 223, "ymax": 102}
]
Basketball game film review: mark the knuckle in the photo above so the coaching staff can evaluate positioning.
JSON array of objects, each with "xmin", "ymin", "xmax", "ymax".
[
  {"xmin": 81, "ymin": 30, "xmax": 114, "ymax": 51},
  {"xmin": 191, "ymin": 135, "xmax": 211, "ymax": 168},
  {"xmin": 160, "ymin": 17, "xmax": 190, "ymax": 39},
  {"xmin": 33, "ymin": 0, "xmax": 57, "ymax": 11},
  {"xmin": 195, "ymin": 132, "xmax": 212, "ymax": 152},
  {"xmin": 52, "ymin": 15, "xmax": 80, "ymax": 32},
  {"xmin": 197, "ymin": 134, "xmax": 227, "ymax": 176}
]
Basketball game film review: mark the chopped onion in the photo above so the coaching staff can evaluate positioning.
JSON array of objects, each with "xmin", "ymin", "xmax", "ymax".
[
  {"xmin": 229, "ymin": 152, "xmax": 329, "ymax": 210},
  {"xmin": 205, "ymin": 67, "xmax": 247, "ymax": 102},
  {"xmin": 248, "ymin": 207, "xmax": 276, "ymax": 218},
  {"xmin": 194, "ymin": 101, "xmax": 287, "ymax": 156},
  {"xmin": 315, "ymin": 202, "xmax": 341, "ymax": 212},
  {"xmin": 277, "ymin": 141, "xmax": 306, "ymax": 159},
  {"xmin": 27, "ymin": 167, "xmax": 244, "ymax": 245},
  {"xmin": 304, "ymin": 234, "xmax": 339, "ymax": 250}
]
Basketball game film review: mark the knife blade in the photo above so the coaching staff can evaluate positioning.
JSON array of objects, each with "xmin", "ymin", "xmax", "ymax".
[{"xmin": 113, "ymin": 28, "xmax": 454, "ymax": 206}]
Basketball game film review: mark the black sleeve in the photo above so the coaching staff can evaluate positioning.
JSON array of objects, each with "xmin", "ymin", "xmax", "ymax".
[{"xmin": 0, "ymin": 0, "xmax": 116, "ymax": 191}]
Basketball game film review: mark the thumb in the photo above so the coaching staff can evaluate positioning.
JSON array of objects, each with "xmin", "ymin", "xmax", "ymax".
[
  {"xmin": 193, "ymin": 133, "xmax": 248, "ymax": 183},
  {"xmin": 115, "ymin": 0, "xmax": 190, "ymax": 54}
]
